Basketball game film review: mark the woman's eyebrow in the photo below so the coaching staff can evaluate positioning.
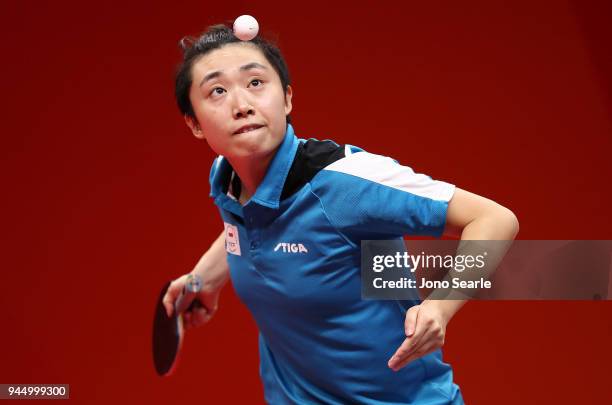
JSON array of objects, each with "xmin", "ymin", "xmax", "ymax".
[{"xmin": 199, "ymin": 62, "xmax": 268, "ymax": 87}]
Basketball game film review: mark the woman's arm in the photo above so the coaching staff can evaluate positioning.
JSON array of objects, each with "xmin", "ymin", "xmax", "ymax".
[
  {"xmin": 388, "ymin": 187, "xmax": 519, "ymax": 371},
  {"xmin": 429, "ymin": 187, "xmax": 519, "ymax": 323},
  {"xmin": 163, "ymin": 230, "xmax": 231, "ymax": 328},
  {"xmin": 192, "ymin": 230, "xmax": 232, "ymax": 291},
  {"xmin": 444, "ymin": 187, "xmax": 520, "ymax": 240}
]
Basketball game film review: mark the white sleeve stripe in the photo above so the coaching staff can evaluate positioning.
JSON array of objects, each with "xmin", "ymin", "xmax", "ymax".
[
  {"xmin": 323, "ymin": 151, "xmax": 455, "ymax": 202},
  {"xmin": 344, "ymin": 144, "xmax": 353, "ymax": 156}
]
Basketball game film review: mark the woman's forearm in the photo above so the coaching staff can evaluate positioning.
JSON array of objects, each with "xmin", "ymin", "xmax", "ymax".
[
  {"xmin": 425, "ymin": 207, "xmax": 520, "ymax": 323},
  {"xmin": 193, "ymin": 230, "xmax": 231, "ymax": 291}
]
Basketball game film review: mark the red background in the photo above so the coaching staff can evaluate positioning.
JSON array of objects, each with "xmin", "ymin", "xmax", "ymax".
[{"xmin": 1, "ymin": 0, "xmax": 610, "ymax": 403}]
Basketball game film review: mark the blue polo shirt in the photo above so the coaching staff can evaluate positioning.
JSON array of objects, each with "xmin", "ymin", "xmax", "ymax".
[{"xmin": 209, "ymin": 124, "xmax": 464, "ymax": 404}]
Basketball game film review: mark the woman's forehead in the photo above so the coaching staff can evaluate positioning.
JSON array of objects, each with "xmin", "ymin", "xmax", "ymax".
[{"xmin": 193, "ymin": 43, "xmax": 270, "ymax": 78}]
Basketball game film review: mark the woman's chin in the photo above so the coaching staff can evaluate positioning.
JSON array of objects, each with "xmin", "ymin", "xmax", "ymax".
[
  {"xmin": 231, "ymin": 139, "xmax": 270, "ymax": 158},
  {"xmin": 231, "ymin": 130, "xmax": 277, "ymax": 157}
]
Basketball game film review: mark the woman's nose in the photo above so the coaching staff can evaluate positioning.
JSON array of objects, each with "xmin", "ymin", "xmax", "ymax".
[{"xmin": 232, "ymin": 90, "xmax": 255, "ymax": 118}]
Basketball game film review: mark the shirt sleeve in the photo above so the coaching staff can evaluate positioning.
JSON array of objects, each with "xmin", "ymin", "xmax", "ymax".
[{"xmin": 310, "ymin": 147, "xmax": 456, "ymax": 243}]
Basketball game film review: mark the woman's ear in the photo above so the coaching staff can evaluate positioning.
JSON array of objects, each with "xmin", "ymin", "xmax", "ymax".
[
  {"xmin": 184, "ymin": 115, "xmax": 204, "ymax": 139},
  {"xmin": 284, "ymin": 85, "xmax": 293, "ymax": 116}
]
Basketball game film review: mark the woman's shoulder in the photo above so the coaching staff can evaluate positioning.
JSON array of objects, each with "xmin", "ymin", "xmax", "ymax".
[{"xmin": 282, "ymin": 138, "xmax": 365, "ymax": 198}]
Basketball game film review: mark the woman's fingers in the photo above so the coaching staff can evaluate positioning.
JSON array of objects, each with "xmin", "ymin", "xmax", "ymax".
[
  {"xmin": 162, "ymin": 275, "xmax": 188, "ymax": 317},
  {"xmin": 182, "ymin": 311, "xmax": 192, "ymax": 330},
  {"xmin": 403, "ymin": 327, "xmax": 441, "ymax": 365},
  {"xmin": 388, "ymin": 326, "xmax": 426, "ymax": 369},
  {"xmin": 388, "ymin": 331, "xmax": 427, "ymax": 371},
  {"xmin": 404, "ymin": 304, "xmax": 419, "ymax": 337},
  {"xmin": 402, "ymin": 318, "xmax": 437, "ymax": 357},
  {"xmin": 394, "ymin": 342, "xmax": 438, "ymax": 370},
  {"xmin": 191, "ymin": 307, "xmax": 211, "ymax": 327},
  {"xmin": 182, "ymin": 302, "xmax": 216, "ymax": 330},
  {"xmin": 163, "ymin": 273, "xmax": 221, "ymax": 330},
  {"xmin": 389, "ymin": 303, "xmax": 448, "ymax": 371}
]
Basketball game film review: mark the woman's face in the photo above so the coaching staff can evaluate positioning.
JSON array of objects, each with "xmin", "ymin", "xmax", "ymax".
[{"xmin": 186, "ymin": 43, "xmax": 293, "ymax": 160}]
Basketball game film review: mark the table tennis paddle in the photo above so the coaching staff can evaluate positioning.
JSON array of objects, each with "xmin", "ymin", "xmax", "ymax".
[{"xmin": 152, "ymin": 274, "xmax": 203, "ymax": 377}]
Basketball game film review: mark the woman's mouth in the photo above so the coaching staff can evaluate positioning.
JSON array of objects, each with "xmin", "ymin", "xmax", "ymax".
[{"xmin": 234, "ymin": 124, "xmax": 264, "ymax": 135}]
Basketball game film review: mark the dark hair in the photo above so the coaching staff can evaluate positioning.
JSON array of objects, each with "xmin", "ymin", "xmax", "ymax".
[{"xmin": 174, "ymin": 23, "xmax": 292, "ymax": 124}]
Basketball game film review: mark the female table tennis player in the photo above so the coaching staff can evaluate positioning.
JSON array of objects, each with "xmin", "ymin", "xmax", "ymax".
[{"xmin": 163, "ymin": 23, "xmax": 519, "ymax": 404}]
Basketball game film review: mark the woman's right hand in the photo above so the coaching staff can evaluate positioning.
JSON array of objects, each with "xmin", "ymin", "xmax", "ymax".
[
  {"xmin": 162, "ymin": 272, "xmax": 222, "ymax": 330},
  {"xmin": 163, "ymin": 230, "xmax": 230, "ymax": 330}
]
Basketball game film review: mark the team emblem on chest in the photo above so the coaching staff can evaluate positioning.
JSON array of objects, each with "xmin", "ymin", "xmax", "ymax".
[{"xmin": 224, "ymin": 222, "xmax": 241, "ymax": 256}]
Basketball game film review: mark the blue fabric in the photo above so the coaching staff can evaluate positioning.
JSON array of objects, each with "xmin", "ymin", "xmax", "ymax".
[{"xmin": 210, "ymin": 124, "xmax": 464, "ymax": 404}]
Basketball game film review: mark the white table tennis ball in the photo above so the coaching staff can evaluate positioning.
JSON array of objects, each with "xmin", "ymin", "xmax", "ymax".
[{"xmin": 233, "ymin": 15, "xmax": 259, "ymax": 41}]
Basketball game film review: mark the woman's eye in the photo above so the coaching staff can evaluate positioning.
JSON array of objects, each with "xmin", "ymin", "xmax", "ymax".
[
  {"xmin": 211, "ymin": 87, "xmax": 225, "ymax": 96},
  {"xmin": 250, "ymin": 79, "xmax": 263, "ymax": 87}
]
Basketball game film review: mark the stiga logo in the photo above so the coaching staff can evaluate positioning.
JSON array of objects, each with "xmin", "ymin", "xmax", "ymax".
[{"xmin": 274, "ymin": 242, "xmax": 308, "ymax": 253}]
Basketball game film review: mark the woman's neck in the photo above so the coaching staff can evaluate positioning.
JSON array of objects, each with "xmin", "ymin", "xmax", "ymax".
[{"xmin": 229, "ymin": 151, "xmax": 275, "ymax": 205}]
